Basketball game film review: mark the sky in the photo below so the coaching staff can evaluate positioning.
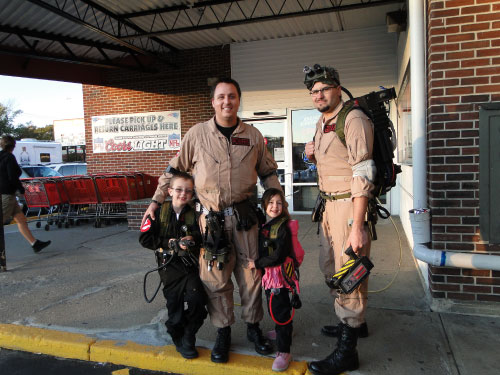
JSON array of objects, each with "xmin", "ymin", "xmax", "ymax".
[{"xmin": 0, "ymin": 75, "xmax": 84, "ymax": 128}]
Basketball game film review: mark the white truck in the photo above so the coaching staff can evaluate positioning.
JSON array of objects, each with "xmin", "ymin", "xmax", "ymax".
[{"xmin": 12, "ymin": 138, "xmax": 63, "ymax": 166}]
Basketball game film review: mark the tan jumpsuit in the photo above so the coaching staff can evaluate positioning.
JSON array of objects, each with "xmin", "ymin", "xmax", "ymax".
[
  {"xmin": 153, "ymin": 116, "xmax": 281, "ymax": 328},
  {"xmin": 313, "ymin": 101, "xmax": 375, "ymax": 328}
]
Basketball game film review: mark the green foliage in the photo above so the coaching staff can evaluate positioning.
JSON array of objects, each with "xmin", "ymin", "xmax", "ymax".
[
  {"xmin": 0, "ymin": 102, "xmax": 20, "ymax": 136},
  {"xmin": 0, "ymin": 102, "xmax": 54, "ymax": 140}
]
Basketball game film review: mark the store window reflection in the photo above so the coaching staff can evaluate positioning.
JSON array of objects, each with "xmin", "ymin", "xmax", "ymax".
[
  {"xmin": 252, "ymin": 120, "xmax": 286, "ymax": 184},
  {"xmin": 291, "ymin": 109, "xmax": 321, "ymax": 211}
]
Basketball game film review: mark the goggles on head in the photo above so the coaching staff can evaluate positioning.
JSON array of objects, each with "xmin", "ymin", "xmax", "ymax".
[{"xmin": 303, "ymin": 64, "xmax": 340, "ymax": 90}]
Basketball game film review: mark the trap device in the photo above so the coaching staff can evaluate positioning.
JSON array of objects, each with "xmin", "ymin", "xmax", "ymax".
[{"xmin": 326, "ymin": 246, "xmax": 374, "ymax": 294}]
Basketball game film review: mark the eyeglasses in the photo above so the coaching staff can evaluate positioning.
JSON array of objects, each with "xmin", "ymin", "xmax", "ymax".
[
  {"xmin": 172, "ymin": 188, "xmax": 194, "ymax": 194},
  {"xmin": 309, "ymin": 86, "xmax": 336, "ymax": 97}
]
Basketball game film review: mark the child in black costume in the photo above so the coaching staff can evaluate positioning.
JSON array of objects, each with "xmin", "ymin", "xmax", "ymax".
[
  {"xmin": 139, "ymin": 172, "xmax": 207, "ymax": 359},
  {"xmin": 248, "ymin": 188, "xmax": 295, "ymax": 372}
]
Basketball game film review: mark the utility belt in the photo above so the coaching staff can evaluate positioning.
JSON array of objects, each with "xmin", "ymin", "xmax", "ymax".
[
  {"xmin": 320, "ymin": 191, "xmax": 352, "ymax": 201},
  {"xmin": 196, "ymin": 202, "xmax": 234, "ymax": 217}
]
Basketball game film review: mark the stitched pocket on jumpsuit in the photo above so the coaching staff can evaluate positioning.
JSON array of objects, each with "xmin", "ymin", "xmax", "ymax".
[{"xmin": 194, "ymin": 146, "xmax": 220, "ymax": 191}]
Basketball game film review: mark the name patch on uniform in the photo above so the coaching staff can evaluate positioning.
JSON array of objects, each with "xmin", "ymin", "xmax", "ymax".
[
  {"xmin": 141, "ymin": 218, "xmax": 152, "ymax": 232},
  {"xmin": 231, "ymin": 137, "xmax": 250, "ymax": 146},
  {"xmin": 324, "ymin": 123, "xmax": 336, "ymax": 133}
]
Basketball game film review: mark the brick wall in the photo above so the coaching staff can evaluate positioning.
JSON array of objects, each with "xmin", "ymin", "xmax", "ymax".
[
  {"xmin": 83, "ymin": 45, "xmax": 231, "ymax": 177},
  {"xmin": 427, "ymin": 0, "xmax": 500, "ymax": 302}
]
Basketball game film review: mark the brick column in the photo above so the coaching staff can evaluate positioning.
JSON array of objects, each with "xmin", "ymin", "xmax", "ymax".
[{"xmin": 427, "ymin": 0, "xmax": 500, "ymax": 302}]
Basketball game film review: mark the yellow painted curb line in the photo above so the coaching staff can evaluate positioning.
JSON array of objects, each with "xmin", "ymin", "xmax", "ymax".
[
  {"xmin": 0, "ymin": 324, "xmax": 94, "ymax": 361},
  {"xmin": 91, "ymin": 340, "xmax": 307, "ymax": 375},
  {"xmin": 0, "ymin": 324, "xmax": 309, "ymax": 375}
]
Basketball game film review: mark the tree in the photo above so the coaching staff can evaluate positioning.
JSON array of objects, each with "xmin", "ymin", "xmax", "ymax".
[
  {"xmin": 14, "ymin": 123, "xmax": 54, "ymax": 140},
  {"xmin": 0, "ymin": 102, "xmax": 54, "ymax": 140},
  {"xmin": 0, "ymin": 102, "xmax": 20, "ymax": 136}
]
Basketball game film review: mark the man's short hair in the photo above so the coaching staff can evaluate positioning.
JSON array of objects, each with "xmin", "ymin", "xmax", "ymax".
[
  {"xmin": 169, "ymin": 171, "xmax": 195, "ymax": 188},
  {"xmin": 210, "ymin": 77, "xmax": 242, "ymax": 99},
  {"xmin": 0, "ymin": 135, "xmax": 16, "ymax": 152}
]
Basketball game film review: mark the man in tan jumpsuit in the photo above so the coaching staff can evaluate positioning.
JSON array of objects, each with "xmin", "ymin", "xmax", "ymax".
[
  {"xmin": 303, "ymin": 65, "xmax": 375, "ymax": 375},
  {"xmin": 142, "ymin": 77, "xmax": 281, "ymax": 363}
]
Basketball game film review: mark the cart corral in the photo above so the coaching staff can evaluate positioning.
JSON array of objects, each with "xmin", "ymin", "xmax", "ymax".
[{"xmin": 21, "ymin": 172, "xmax": 158, "ymax": 230}]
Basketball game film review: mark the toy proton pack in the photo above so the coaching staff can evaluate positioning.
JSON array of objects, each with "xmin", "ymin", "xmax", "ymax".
[{"xmin": 203, "ymin": 211, "xmax": 230, "ymax": 271}]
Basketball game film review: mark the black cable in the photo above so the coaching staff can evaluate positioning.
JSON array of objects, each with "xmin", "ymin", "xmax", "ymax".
[{"xmin": 143, "ymin": 255, "xmax": 174, "ymax": 303}]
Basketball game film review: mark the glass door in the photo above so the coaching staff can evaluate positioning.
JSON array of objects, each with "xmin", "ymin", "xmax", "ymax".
[
  {"xmin": 287, "ymin": 108, "xmax": 321, "ymax": 212},
  {"xmin": 248, "ymin": 119, "xmax": 287, "ymax": 199}
]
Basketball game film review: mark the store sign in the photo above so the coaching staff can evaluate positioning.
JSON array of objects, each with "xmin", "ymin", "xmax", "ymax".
[{"xmin": 91, "ymin": 111, "xmax": 181, "ymax": 153}]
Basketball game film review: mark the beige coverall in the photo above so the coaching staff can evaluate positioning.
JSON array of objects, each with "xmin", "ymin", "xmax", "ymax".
[
  {"xmin": 313, "ymin": 101, "xmax": 375, "ymax": 328},
  {"xmin": 153, "ymin": 116, "xmax": 281, "ymax": 328}
]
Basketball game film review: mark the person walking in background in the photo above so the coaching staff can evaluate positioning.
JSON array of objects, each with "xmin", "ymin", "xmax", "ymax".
[
  {"xmin": 303, "ymin": 65, "xmax": 375, "ymax": 375},
  {"xmin": 139, "ymin": 172, "xmax": 207, "ymax": 359},
  {"xmin": 0, "ymin": 135, "xmax": 51, "ymax": 255},
  {"xmin": 141, "ymin": 77, "xmax": 282, "ymax": 363}
]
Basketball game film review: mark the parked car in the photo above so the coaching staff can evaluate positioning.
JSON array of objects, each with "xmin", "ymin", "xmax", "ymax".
[
  {"xmin": 20, "ymin": 165, "xmax": 63, "ymax": 178},
  {"xmin": 48, "ymin": 162, "xmax": 87, "ymax": 176}
]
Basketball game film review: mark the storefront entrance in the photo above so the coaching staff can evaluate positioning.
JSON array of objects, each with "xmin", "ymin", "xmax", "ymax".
[{"xmin": 245, "ymin": 108, "xmax": 321, "ymax": 213}]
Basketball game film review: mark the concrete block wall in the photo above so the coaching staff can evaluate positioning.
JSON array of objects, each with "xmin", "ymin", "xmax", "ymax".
[{"xmin": 427, "ymin": 0, "xmax": 500, "ymax": 302}]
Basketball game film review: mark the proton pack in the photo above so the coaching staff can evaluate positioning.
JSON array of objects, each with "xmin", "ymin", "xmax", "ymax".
[{"xmin": 334, "ymin": 87, "xmax": 401, "ymax": 200}]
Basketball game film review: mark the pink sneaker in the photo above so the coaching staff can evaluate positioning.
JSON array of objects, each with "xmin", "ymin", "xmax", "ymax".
[{"xmin": 272, "ymin": 352, "xmax": 292, "ymax": 372}]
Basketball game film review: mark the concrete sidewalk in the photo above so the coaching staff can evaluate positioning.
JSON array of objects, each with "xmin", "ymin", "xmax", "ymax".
[{"xmin": 1, "ymin": 215, "xmax": 499, "ymax": 375}]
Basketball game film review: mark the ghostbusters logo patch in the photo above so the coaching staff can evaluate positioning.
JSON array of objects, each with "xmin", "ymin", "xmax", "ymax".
[
  {"xmin": 231, "ymin": 137, "xmax": 250, "ymax": 146},
  {"xmin": 141, "ymin": 218, "xmax": 152, "ymax": 232}
]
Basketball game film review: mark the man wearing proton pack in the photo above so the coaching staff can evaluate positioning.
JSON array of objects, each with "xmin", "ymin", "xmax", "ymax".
[
  {"xmin": 304, "ymin": 65, "xmax": 375, "ymax": 375},
  {"xmin": 142, "ymin": 77, "xmax": 282, "ymax": 363}
]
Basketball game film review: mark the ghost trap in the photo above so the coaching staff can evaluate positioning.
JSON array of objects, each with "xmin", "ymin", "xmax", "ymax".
[{"xmin": 326, "ymin": 246, "xmax": 374, "ymax": 294}]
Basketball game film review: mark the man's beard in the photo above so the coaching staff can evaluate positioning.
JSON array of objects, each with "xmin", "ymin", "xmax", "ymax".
[{"xmin": 317, "ymin": 104, "xmax": 330, "ymax": 113}]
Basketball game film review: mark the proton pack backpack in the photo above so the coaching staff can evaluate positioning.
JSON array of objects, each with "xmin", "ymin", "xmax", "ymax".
[
  {"xmin": 335, "ymin": 87, "xmax": 401, "ymax": 239},
  {"xmin": 335, "ymin": 87, "xmax": 400, "ymax": 199},
  {"xmin": 261, "ymin": 217, "xmax": 304, "ymax": 293}
]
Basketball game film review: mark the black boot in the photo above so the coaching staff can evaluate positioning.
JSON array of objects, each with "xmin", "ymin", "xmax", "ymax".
[
  {"xmin": 247, "ymin": 322, "xmax": 273, "ymax": 355},
  {"xmin": 211, "ymin": 326, "xmax": 231, "ymax": 363},
  {"xmin": 321, "ymin": 321, "xmax": 368, "ymax": 338},
  {"xmin": 308, "ymin": 323, "xmax": 360, "ymax": 375},
  {"xmin": 176, "ymin": 331, "xmax": 198, "ymax": 359},
  {"xmin": 170, "ymin": 332, "xmax": 183, "ymax": 349}
]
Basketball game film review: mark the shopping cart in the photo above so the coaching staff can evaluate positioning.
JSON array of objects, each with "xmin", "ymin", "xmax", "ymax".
[
  {"xmin": 21, "ymin": 177, "xmax": 66, "ymax": 231},
  {"xmin": 92, "ymin": 173, "xmax": 138, "ymax": 227},
  {"xmin": 61, "ymin": 176, "xmax": 100, "ymax": 227},
  {"xmin": 142, "ymin": 173, "xmax": 158, "ymax": 198}
]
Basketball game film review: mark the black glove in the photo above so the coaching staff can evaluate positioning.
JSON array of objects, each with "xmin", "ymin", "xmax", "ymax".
[{"xmin": 233, "ymin": 200, "xmax": 257, "ymax": 231}]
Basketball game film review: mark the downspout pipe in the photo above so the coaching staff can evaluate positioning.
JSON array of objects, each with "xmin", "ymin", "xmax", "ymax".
[
  {"xmin": 414, "ymin": 244, "xmax": 500, "ymax": 271},
  {"xmin": 408, "ymin": 0, "xmax": 500, "ymax": 271},
  {"xmin": 410, "ymin": 0, "xmax": 427, "ymax": 209}
]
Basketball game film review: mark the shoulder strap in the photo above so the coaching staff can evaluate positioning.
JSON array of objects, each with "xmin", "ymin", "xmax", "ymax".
[
  {"xmin": 182, "ymin": 205, "xmax": 197, "ymax": 235},
  {"xmin": 159, "ymin": 201, "xmax": 172, "ymax": 239},
  {"xmin": 269, "ymin": 216, "xmax": 288, "ymax": 240},
  {"xmin": 335, "ymin": 101, "xmax": 357, "ymax": 147}
]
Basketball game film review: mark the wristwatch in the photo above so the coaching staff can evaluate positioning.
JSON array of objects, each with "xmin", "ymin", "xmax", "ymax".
[{"xmin": 151, "ymin": 199, "xmax": 160, "ymax": 206}]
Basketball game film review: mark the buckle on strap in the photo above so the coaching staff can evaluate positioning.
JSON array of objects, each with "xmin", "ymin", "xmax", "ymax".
[
  {"xmin": 196, "ymin": 202, "xmax": 234, "ymax": 216},
  {"xmin": 320, "ymin": 191, "xmax": 352, "ymax": 201}
]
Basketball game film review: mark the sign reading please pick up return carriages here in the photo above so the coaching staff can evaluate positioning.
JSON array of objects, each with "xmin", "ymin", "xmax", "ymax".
[{"xmin": 91, "ymin": 111, "xmax": 181, "ymax": 153}]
